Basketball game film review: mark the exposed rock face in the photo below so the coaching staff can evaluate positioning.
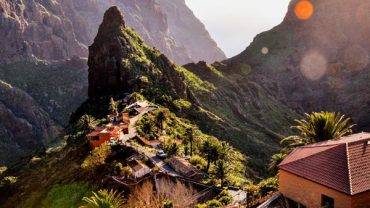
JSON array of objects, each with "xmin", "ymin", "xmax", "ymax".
[
  {"xmin": 88, "ymin": 6, "xmax": 194, "ymax": 102},
  {"xmin": 0, "ymin": 0, "xmax": 225, "ymax": 64},
  {"xmin": 0, "ymin": 0, "xmax": 87, "ymax": 63},
  {"xmin": 0, "ymin": 80, "xmax": 61, "ymax": 165},
  {"xmin": 157, "ymin": 0, "xmax": 226, "ymax": 63},
  {"xmin": 224, "ymin": 0, "xmax": 370, "ymax": 130}
]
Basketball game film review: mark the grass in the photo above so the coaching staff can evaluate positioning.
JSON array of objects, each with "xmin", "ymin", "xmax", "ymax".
[{"xmin": 22, "ymin": 183, "xmax": 95, "ymax": 208}]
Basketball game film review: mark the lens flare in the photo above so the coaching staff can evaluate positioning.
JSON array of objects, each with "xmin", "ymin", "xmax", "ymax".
[
  {"xmin": 261, "ymin": 47, "xmax": 269, "ymax": 55},
  {"xmin": 295, "ymin": 0, "xmax": 314, "ymax": 20},
  {"xmin": 300, "ymin": 50, "xmax": 328, "ymax": 80},
  {"xmin": 343, "ymin": 45, "xmax": 369, "ymax": 72}
]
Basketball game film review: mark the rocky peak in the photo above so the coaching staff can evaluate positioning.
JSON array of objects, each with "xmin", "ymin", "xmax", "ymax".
[
  {"xmin": 88, "ymin": 6, "xmax": 195, "ymax": 103},
  {"xmin": 95, "ymin": 6, "xmax": 126, "ymax": 40}
]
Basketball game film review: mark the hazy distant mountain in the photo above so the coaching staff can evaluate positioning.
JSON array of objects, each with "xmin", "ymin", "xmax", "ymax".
[
  {"xmin": 223, "ymin": 0, "xmax": 370, "ymax": 129},
  {"xmin": 0, "ymin": 0, "xmax": 225, "ymax": 64}
]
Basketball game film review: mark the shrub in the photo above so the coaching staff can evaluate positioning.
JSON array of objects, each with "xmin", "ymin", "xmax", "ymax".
[
  {"xmin": 257, "ymin": 177, "xmax": 278, "ymax": 196},
  {"xmin": 190, "ymin": 155, "xmax": 207, "ymax": 171},
  {"xmin": 206, "ymin": 199, "xmax": 223, "ymax": 207},
  {"xmin": 121, "ymin": 166, "xmax": 133, "ymax": 178},
  {"xmin": 81, "ymin": 143, "xmax": 112, "ymax": 174}
]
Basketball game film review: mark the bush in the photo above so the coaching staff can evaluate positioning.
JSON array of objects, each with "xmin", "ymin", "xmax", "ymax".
[
  {"xmin": 190, "ymin": 155, "xmax": 207, "ymax": 171},
  {"xmin": 206, "ymin": 199, "xmax": 223, "ymax": 207},
  {"xmin": 0, "ymin": 176, "xmax": 17, "ymax": 187},
  {"xmin": 81, "ymin": 143, "xmax": 112, "ymax": 174},
  {"xmin": 257, "ymin": 177, "xmax": 278, "ymax": 196}
]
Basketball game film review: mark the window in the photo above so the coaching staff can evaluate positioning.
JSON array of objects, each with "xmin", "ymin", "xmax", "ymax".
[{"xmin": 321, "ymin": 195, "xmax": 334, "ymax": 208}]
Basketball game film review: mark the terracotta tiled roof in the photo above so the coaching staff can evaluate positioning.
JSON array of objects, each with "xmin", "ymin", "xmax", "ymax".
[{"xmin": 279, "ymin": 132, "xmax": 370, "ymax": 195}]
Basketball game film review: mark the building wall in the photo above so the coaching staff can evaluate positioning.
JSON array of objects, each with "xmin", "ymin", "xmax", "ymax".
[
  {"xmin": 279, "ymin": 170, "xmax": 352, "ymax": 208},
  {"xmin": 351, "ymin": 190, "xmax": 370, "ymax": 208}
]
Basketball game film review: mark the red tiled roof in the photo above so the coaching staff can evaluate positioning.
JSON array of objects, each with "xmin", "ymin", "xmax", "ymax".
[
  {"xmin": 279, "ymin": 132, "xmax": 370, "ymax": 195},
  {"xmin": 87, "ymin": 131, "xmax": 101, "ymax": 137}
]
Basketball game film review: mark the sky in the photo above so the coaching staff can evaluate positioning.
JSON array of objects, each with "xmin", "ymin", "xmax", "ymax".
[{"xmin": 185, "ymin": 0, "xmax": 291, "ymax": 57}]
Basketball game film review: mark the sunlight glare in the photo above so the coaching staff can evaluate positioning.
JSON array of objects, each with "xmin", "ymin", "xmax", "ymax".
[
  {"xmin": 261, "ymin": 47, "xmax": 269, "ymax": 55},
  {"xmin": 295, "ymin": 0, "xmax": 314, "ymax": 20},
  {"xmin": 300, "ymin": 50, "xmax": 328, "ymax": 80}
]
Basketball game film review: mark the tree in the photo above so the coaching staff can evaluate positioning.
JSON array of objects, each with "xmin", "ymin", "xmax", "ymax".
[
  {"xmin": 142, "ymin": 122, "xmax": 153, "ymax": 135},
  {"xmin": 156, "ymin": 111, "xmax": 166, "ymax": 130},
  {"xmin": 80, "ymin": 189, "xmax": 125, "ymax": 208},
  {"xmin": 214, "ymin": 160, "xmax": 229, "ymax": 187},
  {"xmin": 121, "ymin": 166, "xmax": 132, "ymax": 179},
  {"xmin": 202, "ymin": 139, "xmax": 220, "ymax": 173},
  {"xmin": 218, "ymin": 142, "xmax": 232, "ymax": 162},
  {"xmin": 163, "ymin": 199, "xmax": 174, "ymax": 208},
  {"xmin": 166, "ymin": 143, "xmax": 179, "ymax": 157},
  {"xmin": 77, "ymin": 115, "xmax": 98, "ymax": 134},
  {"xmin": 185, "ymin": 128, "xmax": 194, "ymax": 156},
  {"xmin": 81, "ymin": 143, "xmax": 112, "ymax": 175},
  {"xmin": 109, "ymin": 97, "xmax": 118, "ymax": 115},
  {"xmin": 268, "ymin": 153, "xmax": 287, "ymax": 175},
  {"xmin": 281, "ymin": 112, "xmax": 354, "ymax": 149}
]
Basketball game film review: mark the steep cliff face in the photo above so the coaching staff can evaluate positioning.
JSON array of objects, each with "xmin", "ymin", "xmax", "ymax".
[
  {"xmin": 157, "ymin": 0, "xmax": 226, "ymax": 63},
  {"xmin": 0, "ymin": 0, "xmax": 87, "ymax": 63},
  {"xmin": 224, "ymin": 0, "xmax": 370, "ymax": 130},
  {"xmin": 88, "ymin": 6, "xmax": 194, "ymax": 103},
  {"xmin": 0, "ymin": 0, "xmax": 225, "ymax": 64},
  {"xmin": 0, "ymin": 80, "xmax": 61, "ymax": 165}
]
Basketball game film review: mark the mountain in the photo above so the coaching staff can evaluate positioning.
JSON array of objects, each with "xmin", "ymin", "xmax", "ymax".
[
  {"xmin": 223, "ymin": 0, "xmax": 370, "ymax": 129},
  {"xmin": 0, "ymin": 79, "xmax": 61, "ymax": 165},
  {"xmin": 0, "ymin": 7, "xmax": 245, "ymax": 207},
  {"xmin": 84, "ymin": 6, "xmax": 296, "ymax": 173},
  {"xmin": 0, "ymin": 0, "xmax": 225, "ymax": 166},
  {"xmin": 0, "ymin": 0, "xmax": 225, "ymax": 64}
]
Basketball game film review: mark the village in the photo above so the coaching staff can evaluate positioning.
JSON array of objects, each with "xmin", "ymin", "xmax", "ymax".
[{"xmin": 85, "ymin": 100, "xmax": 248, "ymax": 206}]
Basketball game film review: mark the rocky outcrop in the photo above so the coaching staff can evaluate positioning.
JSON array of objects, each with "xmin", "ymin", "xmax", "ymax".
[
  {"xmin": 88, "ymin": 6, "xmax": 194, "ymax": 103},
  {"xmin": 0, "ymin": 0, "xmax": 225, "ymax": 65},
  {"xmin": 0, "ymin": 0, "xmax": 87, "ymax": 63},
  {"xmin": 223, "ymin": 0, "xmax": 370, "ymax": 130},
  {"xmin": 0, "ymin": 80, "xmax": 61, "ymax": 165},
  {"xmin": 157, "ymin": 0, "xmax": 226, "ymax": 63}
]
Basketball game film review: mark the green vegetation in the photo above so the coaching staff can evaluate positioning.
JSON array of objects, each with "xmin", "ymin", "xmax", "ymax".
[
  {"xmin": 196, "ymin": 190, "xmax": 233, "ymax": 208},
  {"xmin": 281, "ymin": 112, "xmax": 354, "ymax": 150},
  {"xmin": 42, "ymin": 183, "xmax": 94, "ymax": 208},
  {"xmin": 80, "ymin": 189, "xmax": 125, "ymax": 208},
  {"xmin": 77, "ymin": 115, "xmax": 98, "ymax": 135},
  {"xmin": 173, "ymin": 99, "xmax": 192, "ymax": 110},
  {"xmin": 81, "ymin": 143, "xmax": 112, "ymax": 175},
  {"xmin": 268, "ymin": 153, "xmax": 287, "ymax": 175},
  {"xmin": 136, "ymin": 107, "xmax": 248, "ymax": 187},
  {"xmin": 0, "ymin": 60, "xmax": 87, "ymax": 125},
  {"xmin": 207, "ymin": 64, "xmax": 224, "ymax": 78},
  {"xmin": 175, "ymin": 65, "xmax": 215, "ymax": 93},
  {"xmin": 109, "ymin": 98, "xmax": 118, "ymax": 115}
]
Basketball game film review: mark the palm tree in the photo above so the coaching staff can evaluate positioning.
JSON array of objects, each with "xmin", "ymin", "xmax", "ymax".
[
  {"xmin": 109, "ymin": 97, "xmax": 118, "ymax": 115},
  {"xmin": 77, "ymin": 115, "xmax": 98, "ymax": 134},
  {"xmin": 215, "ymin": 160, "xmax": 229, "ymax": 187},
  {"xmin": 80, "ymin": 189, "xmax": 125, "ymax": 208},
  {"xmin": 281, "ymin": 112, "xmax": 354, "ymax": 149},
  {"xmin": 156, "ymin": 111, "xmax": 166, "ymax": 130},
  {"xmin": 268, "ymin": 153, "xmax": 287, "ymax": 175},
  {"xmin": 202, "ymin": 140, "xmax": 212, "ymax": 173},
  {"xmin": 202, "ymin": 139, "xmax": 219, "ymax": 173},
  {"xmin": 185, "ymin": 128, "xmax": 194, "ymax": 156}
]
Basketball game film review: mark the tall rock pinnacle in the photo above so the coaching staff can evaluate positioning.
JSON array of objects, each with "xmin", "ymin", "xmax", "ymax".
[
  {"xmin": 88, "ymin": 6, "xmax": 196, "ymax": 103},
  {"xmin": 88, "ymin": 6, "xmax": 131, "ymax": 98}
]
